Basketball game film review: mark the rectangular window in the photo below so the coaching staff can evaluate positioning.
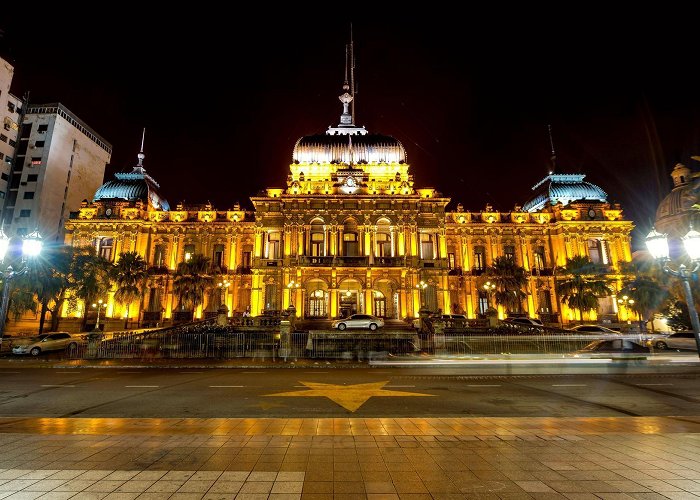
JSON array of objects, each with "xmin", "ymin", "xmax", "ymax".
[
  {"xmin": 23, "ymin": 192, "xmax": 34, "ymax": 199},
  {"xmin": 448, "ymin": 253, "xmax": 455, "ymax": 269},
  {"xmin": 420, "ymin": 233, "xmax": 434, "ymax": 260},
  {"xmin": 0, "ymin": 172, "xmax": 6, "ymax": 181},
  {"xmin": 0, "ymin": 152, "xmax": 3, "ymax": 160},
  {"xmin": 19, "ymin": 209, "xmax": 30, "ymax": 217},
  {"xmin": 267, "ymin": 232, "xmax": 280, "ymax": 259},
  {"xmin": 183, "ymin": 243, "xmax": 195, "ymax": 262},
  {"xmin": 20, "ymin": 124, "xmax": 31, "ymax": 139},
  {"xmin": 3, "ymin": 123, "xmax": 9, "ymax": 131},
  {"xmin": 37, "ymin": 124, "xmax": 48, "ymax": 133},
  {"xmin": 478, "ymin": 291, "xmax": 489, "ymax": 315},
  {"xmin": 212, "ymin": 244, "xmax": 224, "ymax": 268},
  {"xmin": 153, "ymin": 244, "xmax": 166, "ymax": 267},
  {"xmin": 98, "ymin": 237, "xmax": 113, "ymax": 261},
  {"xmin": 7, "ymin": 102, "xmax": 14, "ymax": 113},
  {"xmin": 34, "ymin": 140, "xmax": 45, "ymax": 147},
  {"xmin": 504, "ymin": 245, "xmax": 515, "ymax": 261},
  {"xmin": 474, "ymin": 246, "xmax": 486, "ymax": 271},
  {"xmin": 0, "ymin": 134, "xmax": 7, "ymax": 143},
  {"xmin": 27, "ymin": 174, "xmax": 37, "ymax": 182},
  {"xmin": 242, "ymin": 250, "xmax": 252, "ymax": 269},
  {"xmin": 534, "ymin": 246, "xmax": 546, "ymax": 270},
  {"xmin": 8, "ymin": 139, "xmax": 16, "ymax": 148}
]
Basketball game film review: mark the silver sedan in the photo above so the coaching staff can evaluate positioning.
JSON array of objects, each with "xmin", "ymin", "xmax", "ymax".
[{"xmin": 331, "ymin": 314, "xmax": 385, "ymax": 331}]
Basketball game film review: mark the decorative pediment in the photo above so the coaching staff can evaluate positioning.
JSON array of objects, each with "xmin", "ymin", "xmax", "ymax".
[
  {"xmin": 454, "ymin": 212, "xmax": 471, "ymax": 224},
  {"xmin": 122, "ymin": 208, "xmax": 140, "ymax": 220},
  {"xmin": 603, "ymin": 209, "xmax": 623, "ymax": 221},
  {"xmin": 78, "ymin": 207, "xmax": 97, "ymax": 219},
  {"xmin": 481, "ymin": 211, "xmax": 500, "ymax": 224},
  {"xmin": 227, "ymin": 211, "xmax": 244, "ymax": 222},
  {"xmin": 510, "ymin": 212, "xmax": 529, "ymax": 224},
  {"xmin": 532, "ymin": 213, "xmax": 552, "ymax": 224},
  {"xmin": 560, "ymin": 209, "xmax": 578, "ymax": 221},
  {"xmin": 170, "ymin": 211, "xmax": 187, "ymax": 222},
  {"xmin": 198, "ymin": 211, "xmax": 216, "ymax": 223},
  {"xmin": 149, "ymin": 211, "xmax": 168, "ymax": 222}
]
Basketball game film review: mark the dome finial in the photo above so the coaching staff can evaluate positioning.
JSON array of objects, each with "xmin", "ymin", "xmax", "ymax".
[
  {"xmin": 337, "ymin": 24, "xmax": 356, "ymax": 127},
  {"xmin": 548, "ymin": 124, "xmax": 557, "ymax": 175},
  {"xmin": 137, "ymin": 128, "xmax": 146, "ymax": 167}
]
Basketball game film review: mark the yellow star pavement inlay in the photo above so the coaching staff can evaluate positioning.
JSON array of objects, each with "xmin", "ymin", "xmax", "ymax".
[{"xmin": 265, "ymin": 381, "xmax": 434, "ymax": 412}]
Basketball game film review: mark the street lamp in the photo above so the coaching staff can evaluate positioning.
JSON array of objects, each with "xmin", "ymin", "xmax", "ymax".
[
  {"xmin": 287, "ymin": 280, "xmax": 301, "ymax": 306},
  {"xmin": 646, "ymin": 227, "xmax": 700, "ymax": 356},
  {"xmin": 416, "ymin": 280, "xmax": 428, "ymax": 306},
  {"xmin": 217, "ymin": 279, "xmax": 230, "ymax": 312},
  {"xmin": 92, "ymin": 299, "xmax": 107, "ymax": 331},
  {"xmin": 0, "ymin": 228, "xmax": 43, "ymax": 345}
]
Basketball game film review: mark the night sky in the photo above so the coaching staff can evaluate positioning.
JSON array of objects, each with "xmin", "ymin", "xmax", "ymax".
[{"xmin": 2, "ymin": 12, "xmax": 699, "ymax": 251}]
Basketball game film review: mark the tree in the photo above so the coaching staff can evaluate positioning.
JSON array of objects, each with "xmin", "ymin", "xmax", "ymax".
[
  {"xmin": 556, "ymin": 255, "xmax": 614, "ymax": 322},
  {"xmin": 110, "ymin": 251, "xmax": 149, "ymax": 329},
  {"xmin": 68, "ymin": 247, "xmax": 112, "ymax": 332},
  {"xmin": 618, "ymin": 260, "xmax": 669, "ymax": 332},
  {"xmin": 484, "ymin": 256, "xmax": 528, "ymax": 315},
  {"xmin": 172, "ymin": 254, "xmax": 214, "ymax": 314}
]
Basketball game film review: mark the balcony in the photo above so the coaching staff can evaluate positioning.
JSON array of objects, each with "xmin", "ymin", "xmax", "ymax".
[
  {"xmin": 336, "ymin": 256, "xmax": 369, "ymax": 267},
  {"xmin": 471, "ymin": 267, "xmax": 486, "ymax": 276},
  {"xmin": 374, "ymin": 256, "xmax": 405, "ymax": 267},
  {"xmin": 300, "ymin": 256, "xmax": 334, "ymax": 267}
]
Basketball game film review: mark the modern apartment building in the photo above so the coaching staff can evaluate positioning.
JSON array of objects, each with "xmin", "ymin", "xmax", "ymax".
[
  {"xmin": 0, "ymin": 57, "xmax": 22, "ymax": 215},
  {"xmin": 5, "ymin": 102, "xmax": 112, "ymax": 240}
]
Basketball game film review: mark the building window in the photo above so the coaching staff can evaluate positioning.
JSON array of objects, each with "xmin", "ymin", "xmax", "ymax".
[
  {"xmin": 478, "ymin": 291, "xmax": 489, "ymax": 315},
  {"xmin": 503, "ymin": 245, "xmax": 515, "ymax": 261},
  {"xmin": 448, "ymin": 253, "xmax": 455, "ymax": 269},
  {"xmin": 0, "ymin": 134, "xmax": 7, "ymax": 143},
  {"xmin": 420, "ymin": 233, "xmax": 434, "ymax": 260},
  {"xmin": 310, "ymin": 220, "xmax": 325, "ymax": 256},
  {"xmin": 0, "ymin": 152, "xmax": 3, "ymax": 160},
  {"xmin": 20, "ymin": 124, "xmax": 31, "ymax": 139},
  {"xmin": 37, "ymin": 124, "xmax": 48, "ymax": 133},
  {"xmin": 0, "ymin": 172, "xmax": 7, "ymax": 181},
  {"xmin": 212, "ymin": 244, "xmax": 224, "ymax": 269},
  {"xmin": 97, "ymin": 237, "xmax": 113, "ymax": 261},
  {"xmin": 8, "ymin": 139, "xmax": 16, "ymax": 147},
  {"xmin": 23, "ymin": 192, "xmax": 34, "ymax": 199},
  {"xmin": 241, "ymin": 250, "xmax": 251, "ymax": 269},
  {"xmin": 19, "ymin": 209, "xmax": 30, "ymax": 217},
  {"xmin": 474, "ymin": 246, "xmax": 486, "ymax": 271},
  {"xmin": 376, "ymin": 232, "xmax": 392, "ymax": 257},
  {"xmin": 7, "ymin": 102, "xmax": 14, "ymax": 113},
  {"xmin": 263, "ymin": 283, "xmax": 279, "ymax": 312},
  {"xmin": 534, "ymin": 246, "xmax": 546, "ymax": 270},
  {"xmin": 0, "ymin": 191, "xmax": 4, "ymax": 199},
  {"xmin": 35, "ymin": 140, "xmax": 45, "ymax": 147},
  {"xmin": 183, "ymin": 244, "xmax": 195, "ymax": 262},
  {"xmin": 26, "ymin": 174, "xmax": 37, "ymax": 182},
  {"xmin": 153, "ymin": 244, "xmax": 166, "ymax": 267},
  {"xmin": 588, "ymin": 239, "xmax": 609, "ymax": 265},
  {"xmin": 3, "ymin": 124, "xmax": 9, "ymax": 131},
  {"xmin": 266, "ymin": 232, "xmax": 280, "ymax": 259}
]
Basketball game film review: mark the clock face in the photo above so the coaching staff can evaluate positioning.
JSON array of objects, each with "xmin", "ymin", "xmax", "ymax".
[
  {"xmin": 105, "ymin": 208, "xmax": 112, "ymax": 216},
  {"xmin": 346, "ymin": 176, "xmax": 356, "ymax": 187},
  {"xmin": 588, "ymin": 208, "xmax": 596, "ymax": 218}
]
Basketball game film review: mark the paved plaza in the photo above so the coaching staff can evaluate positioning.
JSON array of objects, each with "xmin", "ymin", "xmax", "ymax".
[{"xmin": 2, "ymin": 416, "xmax": 700, "ymax": 499}]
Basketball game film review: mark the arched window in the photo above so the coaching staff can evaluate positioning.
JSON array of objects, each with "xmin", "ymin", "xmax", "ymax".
[
  {"xmin": 587, "ymin": 238, "xmax": 609, "ymax": 265},
  {"xmin": 420, "ymin": 233, "xmax": 434, "ymax": 260},
  {"xmin": 266, "ymin": 232, "xmax": 281, "ymax": 259},
  {"xmin": 310, "ymin": 220, "xmax": 325, "ymax": 257},
  {"xmin": 343, "ymin": 219, "xmax": 359, "ymax": 256},
  {"xmin": 376, "ymin": 219, "xmax": 392, "ymax": 257}
]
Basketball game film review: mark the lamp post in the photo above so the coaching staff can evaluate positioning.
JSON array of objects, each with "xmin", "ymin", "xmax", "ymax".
[
  {"xmin": 0, "ymin": 228, "xmax": 43, "ymax": 345},
  {"xmin": 92, "ymin": 299, "xmax": 107, "ymax": 331},
  {"xmin": 217, "ymin": 278, "xmax": 230, "ymax": 313},
  {"xmin": 287, "ymin": 280, "xmax": 301, "ymax": 307},
  {"xmin": 646, "ymin": 227, "xmax": 700, "ymax": 356},
  {"xmin": 416, "ymin": 280, "xmax": 428, "ymax": 307}
]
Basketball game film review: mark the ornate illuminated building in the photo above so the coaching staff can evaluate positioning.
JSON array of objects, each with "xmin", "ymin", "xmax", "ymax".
[{"xmin": 63, "ymin": 56, "xmax": 635, "ymax": 328}]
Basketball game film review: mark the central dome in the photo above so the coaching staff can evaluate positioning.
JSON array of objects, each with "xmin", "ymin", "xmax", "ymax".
[
  {"xmin": 522, "ymin": 174, "xmax": 607, "ymax": 212},
  {"xmin": 293, "ymin": 133, "xmax": 406, "ymax": 165}
]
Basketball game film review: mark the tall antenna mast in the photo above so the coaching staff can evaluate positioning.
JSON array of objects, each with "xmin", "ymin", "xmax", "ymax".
[
  {"xmin": 548, "ymin": 124, "xmax": 557, "ymax": 174},
  {"xmin": 349, "ymin": 23, "xmax": 356, "ymax": 124}
]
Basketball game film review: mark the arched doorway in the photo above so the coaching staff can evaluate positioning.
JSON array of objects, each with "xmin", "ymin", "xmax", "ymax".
[
  {"xmin": 373, "ymin": 278, "xmax": 399, "ymax": 319},
  {"xmin": 338, "ymin": 279, "xmax": 363, "ymax": 318},
  {"xmin": 305, "ymin": 279, "xmax": 329, "ymax": 319}
]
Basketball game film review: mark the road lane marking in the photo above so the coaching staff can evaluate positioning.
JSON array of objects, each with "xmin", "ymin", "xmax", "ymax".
[
  {"xmin": 552, "ymin": 384, "xmax": 587, "ymax": 387},
  {"xmin": 384, "ymin": 385, "xmax": 415, "ymax": 388},
  {"xmin": 303, "ymin": 371, "xmax": 328, "ymax": 373},
  {"xmin": 210, "ymin": 385, "xmax": 245, "ymax": 388},
  {"xmin": 468, "ymin": 384, "xmax": 501, "ymax": 387},
  {"xmin": 242, "ymin": 372, "xmax": 264, "ymax": 374},
  {"xmin": 636, "ymin": 383, "xmax": 674, "ymax": 386},
  {"xmin": 118, "ymin": 371, "xmax": 142, "ymax": 374},
  {"xmin": 41, "ymin": 385, "xmax": 75, "ymax": 387},
  {"xmin": 125, "ymin": 385, "xmax": 159, "ymax": 388},
  {"xmin": 180, "ymin": 371, "xmax": 203, "ymax": 373}
]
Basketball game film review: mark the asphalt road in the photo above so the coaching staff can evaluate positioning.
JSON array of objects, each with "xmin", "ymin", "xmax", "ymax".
[{"xmin": 1, "ymin": 366, "xmax": 700, "ymax": 418}]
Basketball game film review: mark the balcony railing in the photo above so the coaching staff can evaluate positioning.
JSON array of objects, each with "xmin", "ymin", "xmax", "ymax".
[
  {"xmin": 374, "ymin": 256, "xmax": 405, "ymax": 267},
  {"xmin": 300, "ymin": 256, "xmax": 335, "ymax": 266},
  {"xmin": 297, "ymin": 256, "xmax": 369, "ymax": 267}
]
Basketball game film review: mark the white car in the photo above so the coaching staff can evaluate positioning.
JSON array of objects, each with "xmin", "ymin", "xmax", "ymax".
[
  {"xmin": 331, "ymin": 314, "xmax": 385, "ymax": 331},
  {"xmin": 12, "ymin": 332, "xmax": 85, "ymax": 356},
  {"xmin": 648, "ymin": 331, "xmax": 698, "ymax": 351}
]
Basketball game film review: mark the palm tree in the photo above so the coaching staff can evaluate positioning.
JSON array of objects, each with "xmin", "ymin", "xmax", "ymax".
[
  {"xmin": 68, "ymin": 247, "xmax": 112, "ymax": 331},
  {"xmin": 484, "ymin": 256, "xmax": 528, "ymax": 315},
  {"xmin": 172, "ymin": 253, "xmax": 214, "ymax": 319},
  {"xmin": 618, "ymin": 260, "xmax": 669, "ymax": 332},
  {"xmin": 556, "ymin": 255, "xmax": 614, "ymax": 322},
  {"xmin": 28, "ymin": 243, "xmax": 75, "ymax": 334},
  {"xmin": 110, "ymin": 251, "xmax": 149, "ymax": 329}
]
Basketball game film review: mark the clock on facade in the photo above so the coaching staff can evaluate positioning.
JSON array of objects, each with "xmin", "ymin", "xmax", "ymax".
[
  {"xmin": 341, "ymin": 175, "xmax": 359, "ymax": 194},
  {"xmin": 105, "ymin": 208, "xmax": 113, "ymax": 217},
  {"xmin": 588, "ymin": 208, "xmax": 596, "ymax": 219}
]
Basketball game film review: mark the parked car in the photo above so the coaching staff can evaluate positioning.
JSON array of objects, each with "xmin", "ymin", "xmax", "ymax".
[
  {"xmin": 12, "ymin": 332, "xmax": 85, "ymax": 356},
  {"xmin": 648, "ymin": 331, "xmax": 698, "ymax": 351},
  {"xmin": 505, "ymin": 317, "xmax": 544, "ymax": 327},
  {"xmin": 567, "ymin": 324, "xmax": 621, "ymax": 335},
  {"xmin": 568, "ymin": 338, "xmax": 650, "ymax": 357},
  {"xmin": 331, "ymin": 314, "xmax": 385, "ymax": 331}
]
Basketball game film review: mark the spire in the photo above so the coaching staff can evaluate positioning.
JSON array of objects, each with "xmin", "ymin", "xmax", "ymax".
[
  {"xmin": 349, "ymin": 23, "xmax": 356, "ymax": 124},
  {"xmin": 134, "ymin": 128, "xmax": 146, "ymax": 173},
  {"xmin": 337, "ymin": 27, "xmax": 355, "ymax": 128},
  {"xmin": 547, "ymin": 124, "xmax": 557, "ymax": 174}
]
